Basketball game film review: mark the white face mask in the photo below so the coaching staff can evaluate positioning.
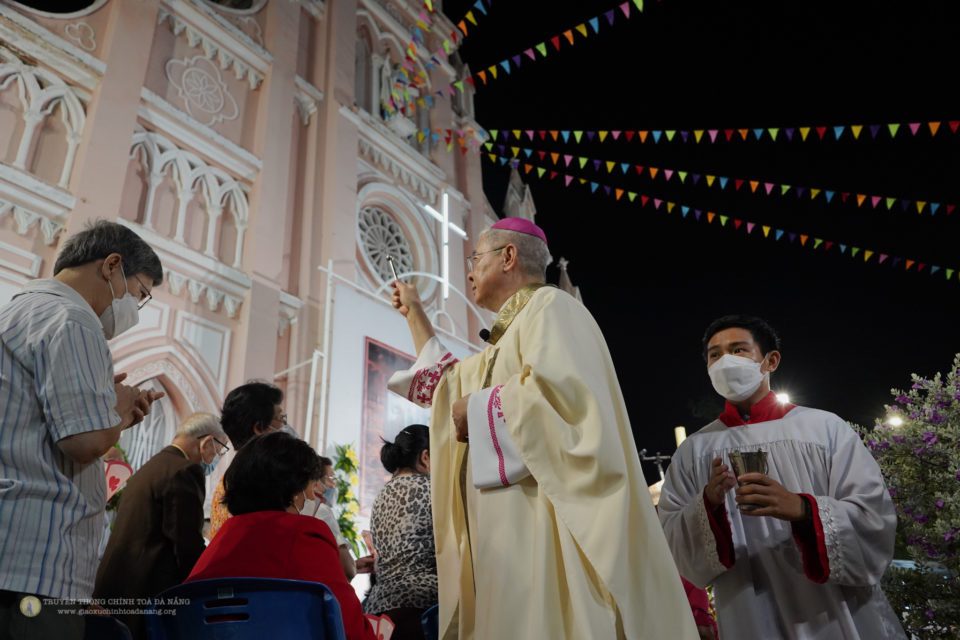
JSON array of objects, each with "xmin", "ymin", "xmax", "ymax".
[
  {"xmin": 99, "ymin": 264, "xmax": 140, "ymax": 339},
  {"xmin": 708, "ymin": 354, "xmax": 769, "ymax": 402}
]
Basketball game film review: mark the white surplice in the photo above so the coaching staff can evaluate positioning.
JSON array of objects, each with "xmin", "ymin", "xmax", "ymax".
[{"xmin": 659, "ymin": 405, "xmax": 907, "ymax": 639}]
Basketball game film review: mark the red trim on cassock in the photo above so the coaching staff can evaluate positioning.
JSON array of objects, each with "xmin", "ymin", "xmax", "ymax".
[
  {"xmin": 791, "ymin": 493, "xmax": 830, "ymax": 583},
  {"xmin": 718, "ymin": 390, "xmax": 796, "ymax": 427},
  {"xmin": 703, "ymin": 491, "xmax": 735, "ymax": 568}
]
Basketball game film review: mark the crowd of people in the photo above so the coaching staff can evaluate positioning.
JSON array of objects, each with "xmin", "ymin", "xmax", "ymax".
[{"xmin": 0, "ymin": 219, "xmax": 909, "ymax": 639}]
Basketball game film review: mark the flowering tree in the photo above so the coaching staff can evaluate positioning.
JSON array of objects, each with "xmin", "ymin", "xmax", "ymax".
[
  {"xmin": 860, "ymin": 354, "xmax": 960, "ymax": 638},
  {"xmin": 331, "ymin": 443, "xmax": 364, "ymax": 557}
]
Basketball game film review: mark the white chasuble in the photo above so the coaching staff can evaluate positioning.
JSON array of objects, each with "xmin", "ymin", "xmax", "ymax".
[{"xmin": 390, "ymin": 286, "xmax": 698, "ymax": 640}]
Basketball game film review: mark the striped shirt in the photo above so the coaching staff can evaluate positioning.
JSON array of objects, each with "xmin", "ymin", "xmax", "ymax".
[{"xmin": 0, "ymin": 278, "xmax": 120, "ymax": 599}]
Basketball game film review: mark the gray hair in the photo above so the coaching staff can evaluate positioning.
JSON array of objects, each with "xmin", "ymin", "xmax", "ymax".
[
  {"xmin": 176, "ymin": 412, "xmax": 226, "ymax": 439},
  {"xmin": 53, "ymin": 220, "xmax": 163, "ymax": 285},
  {"xmin": 479, "ymin": 227, "xmax": 552, "ymax": 280}
]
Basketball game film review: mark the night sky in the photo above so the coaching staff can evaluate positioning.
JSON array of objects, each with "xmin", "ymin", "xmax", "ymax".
[{"xmin": 443, "ymin": 0, "xmax": 959, "ymax": 482}]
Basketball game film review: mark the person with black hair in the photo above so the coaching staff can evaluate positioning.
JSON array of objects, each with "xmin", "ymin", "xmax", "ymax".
[
  {"xmin": 185, "ymin": 432, "xmax": 375, "ymax": 640},
  {"xmin": 0, "ymin": 220, "xmax": 164, "ymax": 640},
  {"xmin": 303, "ymin": 456, "xmax": 357, "ymax": 579},
  {"xmin": 363, "ymin": 425, "xmax": 436, "ymax": 640},
  {"xmin": 208, "ymin": 381, "xmax": 286, "ymax": 539},
  {"xmin": 658, "ymin": 315, "xmax": 905, "ymax": 639}
]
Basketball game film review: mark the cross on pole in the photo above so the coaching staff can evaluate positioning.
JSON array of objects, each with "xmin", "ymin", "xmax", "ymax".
[{"xmin": 423, "ymin": 192, "xmax": 467, "ymax": 300}]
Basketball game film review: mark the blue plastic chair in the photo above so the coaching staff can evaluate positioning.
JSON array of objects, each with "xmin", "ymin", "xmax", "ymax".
[
  {"xmin": 421, "ymin": 604, "xmax": 439, "ymax": 640},
  {"xmin": 85, "ymin": 614, "xmax": 133, "ymax": 640},
  {"xmin": 145, "ymin": 577, "xmax": 346, "ymax": 640}
]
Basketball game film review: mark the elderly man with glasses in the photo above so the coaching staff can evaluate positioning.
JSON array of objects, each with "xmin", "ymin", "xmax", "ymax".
[
  {"xmin": 388, "ymin": 218, "xmax": 699, "ymax": 640},
  {"xmin": 94, "ymin": 412, "xmax": 229, "ymax": 640},
  {"xmin": 0, "ymin": 220, "xmax": 164, "ymax": 640}
]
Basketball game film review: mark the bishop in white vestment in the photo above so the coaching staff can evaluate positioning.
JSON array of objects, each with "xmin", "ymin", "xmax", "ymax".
[{"xmin": 388, "ymin": 218, "xmax": 698, "ymax": 640}]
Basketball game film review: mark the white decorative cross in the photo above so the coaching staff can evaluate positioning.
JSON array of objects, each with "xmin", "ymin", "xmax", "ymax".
[{"xmin": 423, "ymin": 192, "xmax": 467, "ymax": 300}]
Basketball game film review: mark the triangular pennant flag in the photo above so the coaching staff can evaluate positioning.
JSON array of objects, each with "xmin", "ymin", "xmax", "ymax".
[
  {"xmin": 620, "ymin": 2, "xmax": 631, "ymax": 18},
  {"xmin": 574, "ymin": 130, "xmax": 584, "ymax": 143},
  {"xmin": 825, "ymin": 190, "xmax": 835, "ymax": 203},
  {"xmin": 864, "ymin": 250, "xmax": 874, "ymax": 262},
  {"xmin": 930, "ymin": 265, "xmax": 940, "ymax": 275},
  {"xmin": 625, "ymin": 130, "xmax": 635, "ymax": 141},
  {"xmin": 931, "ymin": 202, "xmax": 940, "ymax": 214},
  {"xmin": 550, "ymin": 152, "xmax": 559, "ymax": 164},
  {"xmin": 706, "ymin": 175, "xmax": 715, "ymax": 187},
  {"xmin": 719, "ymin": 215, "xmax": 729, "ymax": 226},
  {"xmin": 879, "ymin": 254, "xmax": 889, "ymax": 264},
  {"xmin": 633, "ymin": 0, "xmax": 643, "ymax": 10},
  {"xmin": 719, "ymin": 177, "xmax": 728, "ymax": 189},
  {"xmin": 764, "ymin": 182, "xmax": 775, "ymax": 195},
  {"xmin": 563, "ymin": 154, "xmax": 573, "ymax": 166},
  {"xmin": 747, "ymin": 222, "xmax": 756, "ymax": 233},
  {"xmin": 564, "ymin": 175, "xmax": 573, "ymax": 186},
  {"xmin": 799, "ymin": 127, "xmax": 810, "ymax": 141},
  {"xmin": 628, "ymin": 192, "xmax": 637, "ymax": 202},
  {"xmin": 738, "ymin": 128, "xmax": 749, "ymax": 140},
  {"xmin": 621, "ymin": 163, "xmax": 630, "ymax": 174},
  {"xmin": 665, "ymin": 130, "xmax": 677, "ymax": 141},
  {"xmin": 590, "ymin": 182, "xmax": 599, "ymax": 193},
  {"xmin": 606, "ymin": 161, "xmax": 616, "ymax": 173},
  {"xmin": 681, "ymin": 206, "xmax": 690, "ymax": 217},
  {"xmin": 537, "ymin": 167, "xmax": 545, "ymax": 178},
  {"xmin": 551, "ymin": 35, "xmax": 562, "ymax": 51},
  {"xmin": 888, "ymin": 123, "xmax": 900, "ymax": 137},
  {"xmin": 641, "ymin": 195, "xmax": 650, "ymax": 207},
  {"xmin": 649, "ymin": 167, "xmax": 659, "ymax": 179},
  {"xmin": 652, "ymin": 130, "xmax": 663, "ymax": 143},
  {"xmin": 677, "ymin": 171, "xmax": 687, "ymax": 183},
  {"xmin": 466, "ymin": 10, "xmax": 477, "ymax": 26},
  {"xmin": 664, "ymin": 169, "xmax": 674, "ymax": 181},
  {"xmin": 488, "ymin": 153, "xmax": 497, "ymax": 163},
  {"xmin": 695, "ymin": 130, "xmax": 705, "ymax": 143},
  {"xmin": 510, "ymin": 146, "xmax": 520, "ymax": 157},
  {"xmin": 947, "ymin": 268, "xmax": 955, "ymax": 280},
  {"xmin": 905, "ymin": 259, "xmax": 915, "ymax": 270},
  {"xmin": 768, "ymin": 128, "xmax": 779, "ymax": 140},
  {"xmin": 800, "ymin": 234, "xmax": 809, "ymax": 246},
  {"xmin": 851, "ymin": 125, "xmax": 863, "ymax": 139},
  {"xmin": 733, "ymin": 219, "xmax": 742, "ymax": 230},
  {"xmin": 781, "ymin": 184, "xmax": 791, "ymax": 195},
  {"xmin": 908, "ymin": 122, "xmax": 921, "ymax": 136},
  {"xmin": 500, "ymin": 60, "xmax": 511, "ymax": 74},
  {"xmin": 851, "ymin": 247, "xmax": 861, "ymax": 257},
  {"xmin": 653, "ymin": 198, "xmax": 662, "ymax": 209},
  {"xmin": 815, "ymin": 126, "xmax": 827, "ymax": 140},
  {"xmin": 536, "ymin": 42, "xmax": 547, "ymax": 56},
  {"xmin": 810, "ymin": 188, "xmax": 821, "ymax": 199},
  {"xmin": 749, "ymin": 180, "xmax": 760, "ymax": 193},
  {"xmin": 856, "ymin": 194, "xmax": 866, "ymax": 207},
  {"xmin": 708, "ymin": 129, "xmax": 719, "ymax": 142},
  {"xmin": 707, "ymin": 212, "xmax": 716, "ymax": 223},
  {"xmin": 578, "ymin": 157, "xmax": 588, "ymax": 169},
  {"xmin": 563, "ymin": 29, "xmax": 574, "ymax": 45},
  {"xmin": 839, "ymin": 244, "xmax": 847, "ymax": 254},
  {"xmin": 753, "ymin": 128, "xmax": 765, "ymax": 140},
  {"xmin": 638, "ymin": 130, "xmax": 648, "ymax": 143},
  {"xmin": 762, "ymin": 225, "xmax": 771, "ymax": 237},
  {"xmin": 833, "ymin": 125, "xmax": 845, "ymax": 139},
  {"xmin": 474, "ymin": 0, "xmax": 487, "ymax": 15},
  {"xmin": 605, "ymin": 9, "xmax": 616, "ymax": 25},
  {"xmin": 458, "ymin": 20, "xmax": 468, "ymax": 35},
  {"xmin": 488, "ymin": 65, "xmax": 498, "ymax": 79},
  {"xmin": 667, "ymin": 202, "xmax": 675, "ymax": 213},
  {"xmin": 615, "ymin": 188, "xmax": 624, "ymax": 200},
  {"xmin": 694, "ymin": 209, "xmax": 702, "ymax": 221},
  {"xmin": 775, "ymin": 229, "xmax": 785, "ymax": 241},
  {"xmin": 814, "ymin": 238, "xmax": 823, "ymax": 249},
  {"xmin": 589, "ymin": 17, "xmax": 600, "ymax": 33},
  {"xmin": 599, "ymin": 130, "xmax": 609, "ymax": 142},
  {"xmin": 785, "ymin": 128, "xmax": 795, "ymax": 140},
  {"xmin": 523, "ymin": 163, "xmax": 533, "ymax": 174},
  {"xmin": 916, "ymin": 201, "xmax": 926, "ymax": 213},
  {"xmin": 576, "ymin": 23, "xmax": 588, "ymax": 37}
]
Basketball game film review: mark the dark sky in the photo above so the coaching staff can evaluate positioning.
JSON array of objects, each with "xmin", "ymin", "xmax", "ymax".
[{"xmin": 442, "ymin": 0, "xmax": 959, "ymax": 482}]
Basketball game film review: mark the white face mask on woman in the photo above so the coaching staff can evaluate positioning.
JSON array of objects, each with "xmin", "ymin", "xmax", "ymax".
[
  {"xmin": 99, "ymin": 263, "xmax": 140, "ymax": 339},
  {"xmin": 708, "ymin": 354, "xmax": 769, "ymax": 402}
]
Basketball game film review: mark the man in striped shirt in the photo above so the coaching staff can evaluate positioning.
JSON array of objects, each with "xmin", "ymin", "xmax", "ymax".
[{"xmin": 0, "ymin": 221, "xmax": 164, "ymax": 640}]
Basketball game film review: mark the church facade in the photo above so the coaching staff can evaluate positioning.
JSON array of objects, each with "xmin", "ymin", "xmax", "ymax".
[{"xmin": 0, "ymin": 0, "xmax": 518, "ymax": 514}]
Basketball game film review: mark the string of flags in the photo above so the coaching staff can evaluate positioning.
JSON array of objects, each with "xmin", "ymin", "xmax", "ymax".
[
  {"xmin": 483, "ymin": 143, "xmax": 955, "ymax": 218},
  {"xmin": 484, "ymin": 120, "xmax": 960, "ymax": 145},
  {"xmin": 481, "ymin": 153, "xmax": 958, "ymax": 283},
  {"xmin": 413, "ymin": 128, "xmax": 486, "ymax": 153}
]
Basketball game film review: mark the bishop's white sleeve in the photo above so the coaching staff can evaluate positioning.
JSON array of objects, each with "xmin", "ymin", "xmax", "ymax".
[
  {"xmin": 387, "ymin": 336, "xmax": 459, "ymax": 408},
  {"xmin": 812, "ymin": 420, "xmax": 898, "ymax": 586},
  {"xmin": 467, "ymin": 384, "xmax": 530, "ymax": 489}
]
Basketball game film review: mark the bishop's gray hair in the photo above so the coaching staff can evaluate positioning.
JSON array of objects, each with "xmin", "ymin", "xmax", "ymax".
[{"xmin": 478, "ymin": 227, "xmax": 552, "ymax": 280}]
